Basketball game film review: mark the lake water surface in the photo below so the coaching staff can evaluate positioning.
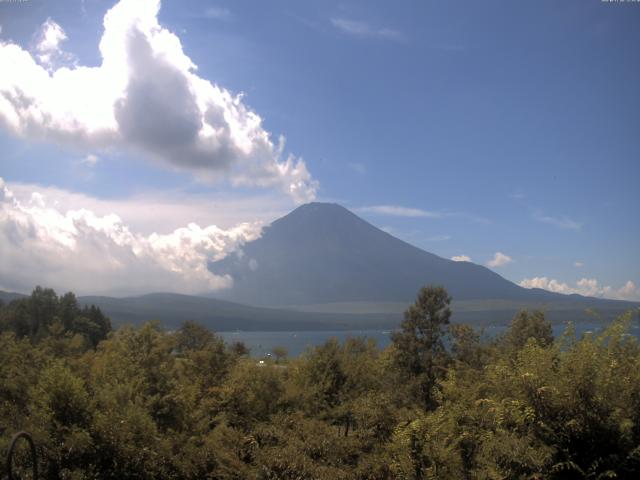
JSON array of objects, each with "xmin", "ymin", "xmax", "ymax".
[{"xmin": 219, "ymin": 322, "xmax": 640, "ymax": 358}]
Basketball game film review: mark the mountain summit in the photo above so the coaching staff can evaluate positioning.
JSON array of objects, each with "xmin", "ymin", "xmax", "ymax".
[{"xmin": 210, "ymin": 202, "xmax": 554, "ymax": 306}]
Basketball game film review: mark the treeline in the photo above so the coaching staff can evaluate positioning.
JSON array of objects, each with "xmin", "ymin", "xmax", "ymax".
[
  {"xmin": 1, "ymin": 286, "xmax": 640, "ymax": 479},
  {"xmin": 0, "ymin": 286, "xmax": 111, "ymax": 347}
]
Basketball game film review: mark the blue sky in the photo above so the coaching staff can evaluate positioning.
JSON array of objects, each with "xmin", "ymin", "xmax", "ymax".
[{"xmin": 0, "ymin": 0, "xmax": 638, "ymax": 299}]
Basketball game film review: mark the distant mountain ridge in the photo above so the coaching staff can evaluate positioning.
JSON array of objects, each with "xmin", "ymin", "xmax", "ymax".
[
  {"xmin": 210, "ymin": 202, "xmax": 580, "ymax": 306},
  {"xmin": 1, "ymin": 203, "xmax": 636, "ymax": 331},
  {"xmin": 0, "ymin": 290, "xmax": 26, "ymax": 304},
  {"xmin": 76, "ymin": 292, "xmax": 399, "ymax": 331},
  {"xmin": 0, "ymin": 288, "xmax": 635, "ymax": 331}
]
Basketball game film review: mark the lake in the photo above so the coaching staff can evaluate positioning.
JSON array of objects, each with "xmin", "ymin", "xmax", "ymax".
[{"xmin": 219, "ymin": 321, "xmax": 640, "ymax": 358}]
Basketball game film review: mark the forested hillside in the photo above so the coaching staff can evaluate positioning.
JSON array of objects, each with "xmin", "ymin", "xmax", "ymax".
[{"xmin": 1, "ymin": 287, "xmax": 640, "ymax": 479}]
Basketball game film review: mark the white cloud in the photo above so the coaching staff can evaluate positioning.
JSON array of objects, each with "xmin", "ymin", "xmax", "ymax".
[
  {"xmin": 533, "ymin": 211, "xmax": 581, "ymax": 230},
  {"xmin": 34, "ymin": 18, "xmax": 77, "ymax": 70},
  {"xmin": 519, "ymin": 276, "xmax": 640, "ymax": 301},
  {"xmin": 81, "ymin": 153, "xmax": 100, "ymax": 166},
  {"xmin": 0, "ymin": 178, "xmax": 262, "ymax": 296},
  {"xmin": 331, "ymin": 18, "xmax": 405, "ymax": 42},
  {"xmin": 451, "ymin": 255, "xmax": 471, "ymax": 262},
  {"xmin": 0, "ymin": 0, "xmax": 317, "ymax": 203},
  {"xmin": 36, "ymin": 19, "xmax": 65, "ymax": 54},
  {"xmin": 487, "ymin": 251, "xmax": 512, "ymax": 268},
  {"xmin": 357, "ymin": 205, "xmax": 442, "ymax": 218},
  {"xmin": 518, "ymin": 277, "xmax": 574, "ymax": 295},
  {"xmin": 617, "ymin": 280, "xmax": 639, "ymax": 300},
  {"xmin": 6, "ymin": 180, "xmax": 288, "ymax": 235},
  {"xmin": 575, "ymin": 261, "xmax": 584, "ymax": 267}
]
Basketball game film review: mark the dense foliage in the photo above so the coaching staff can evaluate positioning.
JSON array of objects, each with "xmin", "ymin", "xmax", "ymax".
[{"xmin": 1, "ymin": 286, "xmax": 640, "ymax": 479}]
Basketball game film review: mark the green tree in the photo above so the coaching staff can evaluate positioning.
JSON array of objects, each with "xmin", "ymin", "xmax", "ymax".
[
  {"xmin": 219, "ymin": 359, "xmax": 285, "ymax": 429},
  {"xmin": 176, "ymin": 321, "xmax": 216, "ymax": 352},
  {"xmin": 0, "ymin": 288, "xmax": 111, "ymax": 347},
  {"xmin": 391, "ymin": 285, "xmax": 452, "ymax": 410},
  {"xmin": 272, "ymin": 346, "xmax": 288, "ymax": 363},
  {"xmin": 229, "ymin": 340, "xmax": 250, "ymax": 357},
  {"xmin": 503, "ymin": 309, "xmax": 553, "ymax": 351},
  {"xmin": 76, "ymin": 305, "xmax": 111, "ymax": 346},
  {"xmin": 449, "ymin": 323, "xmax": 489, "ymax": 369},
  {"xmin": 176, "ymin": 321, "xmax": 232, "ymax": 390},
  {"xmin": 58, "ymin": 292, "xmax": 80, "ymax": 331},
  {"xmin": 28, "ymin": 286, "xmax": 59, "ymax": 339}
]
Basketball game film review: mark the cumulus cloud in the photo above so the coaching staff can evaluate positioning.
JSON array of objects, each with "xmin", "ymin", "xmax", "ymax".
[
  {"xmin": 357, "ymin": 205, "xmax": 442, "ymax": 218},
  {"xmin": 0, "ymin": 178, "xmax": 261, "ymax": 296},
  {"xmin": 519, "ymin": 276, "xmax": 640, "ymax": 301},
  {"xmin": 34, "ymin": 18, "xmax": 77, "ymax": 70},
  {"xmin": 518, "ymin": 277, "xmax": 574, "ymax": 295},
  {"xmin": 451, "ymin": 255, "xmax": 471, "ymax": 262},
  {"xmin": 487, "ymin": 251, "xmax": 512, "ymax": 268},
  {"xmin": 6, "ymin": 180, "xmax": 289, "ymax": 234},
  {"xmin": 331, "ymin": 18, "xmax": 406, "ymax": 42},
  {"xmin": 0, "ymin": 0, "xmax": 317, "ymax": 202}
]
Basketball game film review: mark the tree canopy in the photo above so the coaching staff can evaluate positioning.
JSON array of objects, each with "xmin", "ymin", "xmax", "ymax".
[{"xmin": 1, "ymin": 286, "xmax": 640, "ymax": 479}]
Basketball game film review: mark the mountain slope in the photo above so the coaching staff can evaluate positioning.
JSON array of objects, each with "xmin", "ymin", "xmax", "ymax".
[
  {"xmin": 0, "ymin": 287, "xmax": 634, "ymax": 331},
  {"xmin": 77, "ymin": 293, "xmax": 399, "ymax": 331},
  {"xmin": 0, "ymin": 290, "xmax": 27, "ymax": 304},
  {"xmin": 210, "ymin": 202, "xmax": 566, "ymax": 306}
]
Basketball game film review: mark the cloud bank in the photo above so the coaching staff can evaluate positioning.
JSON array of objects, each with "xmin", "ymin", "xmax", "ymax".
[
  {"xmin": 0, "ymin": 178, "xmax": 261, "ymax": 296},
  {"xmin": 519, "ymin": 276, "xmax": 640, "ymax": 301},
  {"xmin": 0, "ymin": 0, "xmax": 317, "ymax": 202}
]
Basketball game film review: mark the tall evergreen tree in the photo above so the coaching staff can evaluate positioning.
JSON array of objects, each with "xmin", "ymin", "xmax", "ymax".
[{"xmin": 391, "ymin": 285, "xmax": 451, "ymax": 410}]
